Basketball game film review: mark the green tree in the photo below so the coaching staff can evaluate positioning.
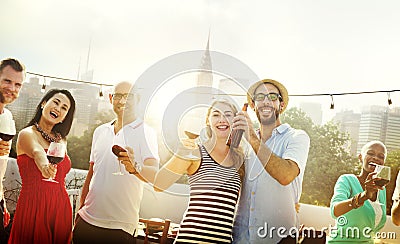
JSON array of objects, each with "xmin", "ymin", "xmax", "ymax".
[
  {"xmin": 68, "ymin": 110, "xmax": 115, "ymax": 169},
  {"xmin": 281, "ymin": 107, "xmax": 358, "ymax": 206},
  {"xmin": 383, "ymin": 149, "xmax": 400, "ymax": 214}
]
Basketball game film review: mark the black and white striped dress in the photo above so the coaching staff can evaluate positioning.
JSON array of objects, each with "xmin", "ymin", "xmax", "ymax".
[{"xmin": 174, "ymin": 145, "xmax": 241, "ymax": 243}]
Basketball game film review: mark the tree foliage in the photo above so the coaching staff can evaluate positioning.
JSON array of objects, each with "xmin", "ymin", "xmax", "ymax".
[
  {"xmin": 281, "ymin": 107, "xmax": 359, "ymax": 206},
  {"xmin": 68, "ymin": 110, "xmax": 115, "ymax": 169}
]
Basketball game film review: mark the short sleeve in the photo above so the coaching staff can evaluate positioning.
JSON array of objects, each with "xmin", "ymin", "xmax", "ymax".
[{"xmin": 282, "ymin": 130, "xmax": 310, "ymax": 174}]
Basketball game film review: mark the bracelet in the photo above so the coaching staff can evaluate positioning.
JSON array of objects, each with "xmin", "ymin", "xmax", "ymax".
[
  {"xmin": 350, "ymin": 195, "xmax": 357, "ymax": 209},
  {"xmin": 350, "ymin": 193, "xmax": 364, "ymax": 209}
]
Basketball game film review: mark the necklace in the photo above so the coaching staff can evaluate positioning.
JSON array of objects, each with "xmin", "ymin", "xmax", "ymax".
[{"xmin": 34, "ymin": 123, "xmax": 62, "ymax": 143}]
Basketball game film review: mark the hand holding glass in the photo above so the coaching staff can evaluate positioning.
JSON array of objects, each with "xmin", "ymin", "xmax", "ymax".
[
  {"xmin": 112, "ymin": 144, "xmax": 127, "ymax": 175},
  {"xmin": 43, "ymin": 142, "xmax": 66, "ymax": 183},
  {"xmin": 179, "ymin": 131, "xmax": 200, "ymax": 160},
  {"xmin": 371, "ymin": 163, "xmax": 391, "ymax": 187},
  {"xmin": 0, "ymin": 118, "xmax": 16, "ymax": 159}
]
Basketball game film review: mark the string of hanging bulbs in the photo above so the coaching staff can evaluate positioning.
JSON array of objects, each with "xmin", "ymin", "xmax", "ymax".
[
  {"xmin": 27, "ymin": 71, "xmax": 398, "ymax": 108},
  {"xmin": 27, "ymin": 71, "xmax": 113, "ymax": 97},
  {"xmin": 289, "ymin": 90, "xmax": 399, "ymax": 109}
]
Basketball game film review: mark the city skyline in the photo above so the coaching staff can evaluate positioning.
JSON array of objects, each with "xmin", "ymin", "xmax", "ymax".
[{"xmin": 1, "ymin": 0, "xmax": 400, "ymax": 114}]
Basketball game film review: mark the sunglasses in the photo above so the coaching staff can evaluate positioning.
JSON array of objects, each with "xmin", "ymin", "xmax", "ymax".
[
  {"xmin": 112, "ymin": 93, "xmax": 135, "ymax": 100},
  {"xmin": 253, "ymin": 92, "xmax": 282, "ymax": 102}
]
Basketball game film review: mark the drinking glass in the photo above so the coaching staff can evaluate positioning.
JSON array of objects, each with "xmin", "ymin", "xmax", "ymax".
[
  {"xmin": 112, "ymin": 144, "xmax": 127, "ymax": 175},
  {"xmin": 372, "ymin": 163, "xmax": 391, "ymax": 187},
  {"xmin": 180, "ymin": 130, "xmax": 201, "ymax": 160},
  {"xmin": 370, "ymin": 162, "xmax": 391, "ymax": 205},
  {"xmin": 0, "ymin": 118, "xmax": 16, "ymax": 159},
  {"xmin": 43, "ymin": 142, "xmax": 66, "ymax": 183}
]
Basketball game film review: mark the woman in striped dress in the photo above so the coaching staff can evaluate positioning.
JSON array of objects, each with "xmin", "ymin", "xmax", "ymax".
[{"xmin": 154, "ymin": 100, "xmax": 245, "ymax": 243}]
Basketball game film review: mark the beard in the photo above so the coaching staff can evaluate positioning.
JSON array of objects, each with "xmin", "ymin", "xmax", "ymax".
[
  {"xmin": 0, "ymin": 90, "xmax": 5, "ymax": 103},
  {"xmin": 0, "ymin": 88, "xmax": 18, "ymax": 104},
  {"xmin": 256, "ymin": 105, "xmax": 280, "ymax": 126}
]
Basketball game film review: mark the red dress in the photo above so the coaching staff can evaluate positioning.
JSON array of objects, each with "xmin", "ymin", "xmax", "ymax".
[{"xmin": 8, "ymin": 153, "xmax": 72, "ymax": 244}]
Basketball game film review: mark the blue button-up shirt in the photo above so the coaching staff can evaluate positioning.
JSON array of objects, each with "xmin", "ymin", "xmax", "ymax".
[{"xmin": 233, "ymin": 123, "xmax": 310, "ymax": 244}]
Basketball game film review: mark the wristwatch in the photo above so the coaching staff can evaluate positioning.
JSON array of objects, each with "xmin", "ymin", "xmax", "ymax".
[{"xmin": 130, "ymin": 161, "xmax": 142, "ymax": 175}]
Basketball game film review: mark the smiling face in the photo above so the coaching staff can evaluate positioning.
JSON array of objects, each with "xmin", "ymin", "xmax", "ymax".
[
  {"xmin": 207, "ymin": 101, "xmax": 236, "ymax": 140},
  {"xmin": 109, "ymin": 81, "xmax": 138, "ymax": 120},
  {"xmin": 0, "ymin": 65, "xmax": 24, "ymax": 105},
  {"xmin": 253, "ymin": 83, "xmax": 284, "ymax": 126},
  {"xmin": 359, "ymin": 141, "xmax": 387, "ymax": 173},
  {"xmin": 41, "ymin": 93, "xmax": 71, "ymax": 125}
]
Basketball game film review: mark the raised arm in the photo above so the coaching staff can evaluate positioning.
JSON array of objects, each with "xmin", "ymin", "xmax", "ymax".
[
  {"xmin": 233, "ymin": 111, "xmax": 309, "ymax": 185},
  {"xmin": 153, "ymin": 155, "xmax": 196, "ymax": 192},
  {"xmin": 17, "ymin": 129, "xmax": 56, "ymax": 179}
]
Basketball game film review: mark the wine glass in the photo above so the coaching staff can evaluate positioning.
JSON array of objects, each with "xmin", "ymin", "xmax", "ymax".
[
  {"xmin": 373, "ymin": 164, "xmax": 391, "ymax": 187},
  {"xmin": 180, "ymin": 130, "xmax": 201, "ymax": 160},
  {"xmin": 43, "ymin": 142, "xmax": 66, "ymax": 183},
  {"xmin": 0, "ymin": 118, "xmax": 16, "ymax": 160},
  {"xmin": 112, "ymin": 144, "xmax": 127, "ymax": 176},
  {"xmin": 370, "ymin": 162, "xmax": 391, "ymax": 205}
]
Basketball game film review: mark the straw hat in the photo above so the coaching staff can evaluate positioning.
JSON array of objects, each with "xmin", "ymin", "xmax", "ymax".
[{"xmin": 247, "ymin": 79, "xmax": 289, "ymax": 113}]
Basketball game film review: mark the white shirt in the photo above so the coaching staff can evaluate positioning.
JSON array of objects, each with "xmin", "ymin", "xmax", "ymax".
[
  {"xmin": 0, "ymin": 108, "xmax": 13, "ymax": 199},
  {"xmin": 78, "ymin": 119, "xmax": 159, "ymax": 235}
]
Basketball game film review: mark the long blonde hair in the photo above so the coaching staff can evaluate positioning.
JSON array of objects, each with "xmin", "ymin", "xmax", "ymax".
[{"xmin": 205, "ymin": 99, "xmax": 245, "ymax": 182}]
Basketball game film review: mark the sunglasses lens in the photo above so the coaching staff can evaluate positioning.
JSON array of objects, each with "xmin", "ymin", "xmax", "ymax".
[
  {"xmin": 268, "ymin": 94, "xmax": 278, "ymax": 101},
  {"xmin": 254, "ymin": 93, "xmax": 280, "ymax": 101}
]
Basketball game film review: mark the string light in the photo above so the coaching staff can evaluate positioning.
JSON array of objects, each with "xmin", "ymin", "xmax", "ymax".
[
  {"xmin": 41, "ymin": 77, "xmax": 46, "ymax": 93},
  {"xmin": 387, "ymin": 92, "xmax": 393, "ymax": 106},
  {"xmin": 26, "ymin": 71, "xmax": 399, "ymax": 108},
  {"xmin": 99, "ymin": 85, "xmax": 103, "ymax": 98},
  {"xmin": 26, "ymin": 71, "xmax": 113, "ymax": 98}
]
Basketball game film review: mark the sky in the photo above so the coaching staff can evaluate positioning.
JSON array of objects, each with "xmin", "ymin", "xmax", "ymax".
[{"xmin": 1, "ymin": 0, "xmax": 400, "ymax": 121}]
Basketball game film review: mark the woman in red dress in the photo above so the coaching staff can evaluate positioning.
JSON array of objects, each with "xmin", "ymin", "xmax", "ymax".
[{"xmin": 8, "ymin": 89, "xmax": 76, "ymax": 244}]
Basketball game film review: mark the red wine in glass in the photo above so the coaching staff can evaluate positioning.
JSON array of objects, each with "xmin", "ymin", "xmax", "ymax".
[
  {"xmin": 112, "ymin": 145, "xmax": 127, "ymax": 156},
  {"xmin": 112, "ymin": 145, "xmax": 127, "ymax": 175},
  {"xmin": 47, "ymin": 155, "xmax": 64, "ymax": 164},
  {"xmin": 43, "ymin": 142, "xmax": 66, "ymax": 183},
  {"xmin": 375, "ymin": 179, "xmax": 390, "ymax": 187},
  {"xmin": 0, "ymin": 133, "xmax": 15, "ymax": 141}
]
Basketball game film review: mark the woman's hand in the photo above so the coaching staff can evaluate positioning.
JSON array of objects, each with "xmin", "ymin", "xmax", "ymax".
[
  {"xmin": 176, "ymin": 138, "xmax": 200, "ymax": 160},
  {"xmin": 41, "ymin": 164, "xmax": 57, "ymax": 179},
  {"xmin": 363, "ymin": 172, "xmax": 383, "ymax": 201},
  {"xmin": 232, "ymin": 111, "xmax": 252, "ymax": 142}
]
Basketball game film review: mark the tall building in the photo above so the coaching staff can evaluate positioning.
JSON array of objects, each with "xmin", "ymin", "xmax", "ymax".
[
  {"xmin": 332, "ymin": 110, "xmax": 361, "ymax": 155},
  {"xmin": 218, "ymin": 78, "xmax": 249, "ymax": 107},
  {"xmin": 385, "ymin": 107, "xmax": 400, "ymax": 152},
  {"xmin": 8, "ymin": 77, "xmax": 43, "ymax": 131},
  {"xmin": 299, "ymin": 102, "xmax": 323, "ymax": 125},
  {"xmin": 8, "ymin": 76, "xmax": 104, "ymax": 138},
  {"xmin": 357, "ymin": 106, "xmax": 400, "ymax": 153},
  {"xmin": 196, "ymin": 33, "xmax": 213, "ymax": 88}
]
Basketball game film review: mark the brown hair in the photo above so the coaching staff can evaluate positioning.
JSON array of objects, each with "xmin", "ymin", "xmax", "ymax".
[{"xmin": 0, "ymin": 58, "xmax": 26, "ymax": 76}]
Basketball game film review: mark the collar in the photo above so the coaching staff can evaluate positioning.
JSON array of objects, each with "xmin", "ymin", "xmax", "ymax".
[
  {"xmin": 257, "ymin": 123, "xmax": 291, "ymax": 138},
  {"xmin": 274, "ymin": 123, "xmax": 290, "ymax": 134},
  {"xmin": 109, "ymin": 118, "xmax": 144, "ymax": 130}
]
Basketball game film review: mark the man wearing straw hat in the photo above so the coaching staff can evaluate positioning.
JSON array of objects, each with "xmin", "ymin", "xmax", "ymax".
[{"xmin": 232, "ymin": 79, "xmax": 310, "ymax": 243}]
